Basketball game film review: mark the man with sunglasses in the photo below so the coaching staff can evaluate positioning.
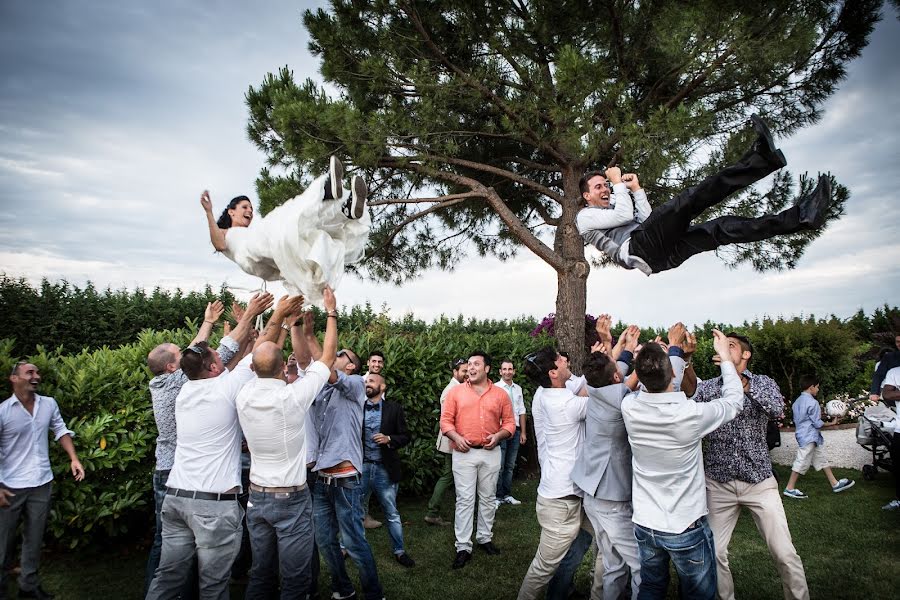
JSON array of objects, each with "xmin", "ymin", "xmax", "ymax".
[
  {"xmin": 146, "ymin": 293, "xmax": 297, "ymax": 600},
  {"xmin": 143, "ymin": 296, "xmax": 269, "ymax": 595},
  {"xmin": 577, "ymin": 115, "xmax": 831, "ymax": 276},
  {"xmin": 307, "ymin": 337, "xmax": 385, "ymax": 600},
  {"xmin": 681, "ymin": 333, "xmax": 809, "ymax": 600},
  {"xmin": 425, "ymin": 358, "xmax": 468, "ymax": 526}
]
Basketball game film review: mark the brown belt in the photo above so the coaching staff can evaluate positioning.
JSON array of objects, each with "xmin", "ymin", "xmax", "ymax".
[{"xmin": 249, "ymin": 483, "xmax": 307, "ymax": 494}]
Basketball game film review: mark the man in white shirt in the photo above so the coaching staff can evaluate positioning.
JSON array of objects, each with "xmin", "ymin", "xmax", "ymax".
[
  {"xmin": 237, "ymin": 287, "xmax": 337, "ymax": 599},
  {"xmin": 880, "ymin": 366, "xmax": 900, "ymax": 511},
  {"xmin": 517, "ymin": 346, "xmax": 587, "ymax": 600},
  {"xmin": 146, "ymin": 294, "xmax": 301, "ymax": 600},
  {"xmin": 425, "ymin": 358, "xmax": 468, "ymax": 526},
  {"xmin": 0, "ymin": 362, "xmax": 85, "ymax": 600},
  {"xmin": 495, "ymin": 359, "xmax": 527, "ymax": 506},
  {"xmin": 621, "ymin": 330, "xmax": 743, "ymax": 599}
]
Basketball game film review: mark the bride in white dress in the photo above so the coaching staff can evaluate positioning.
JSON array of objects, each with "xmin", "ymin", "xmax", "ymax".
[{"xmin": 201, "ymin": 157, "xmax": 370, "ymax": 306}]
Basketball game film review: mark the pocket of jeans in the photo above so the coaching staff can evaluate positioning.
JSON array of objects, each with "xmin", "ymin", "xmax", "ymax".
[{"xmin": 672, "ymin": 537, "xmax": 708, "ymax": 575}]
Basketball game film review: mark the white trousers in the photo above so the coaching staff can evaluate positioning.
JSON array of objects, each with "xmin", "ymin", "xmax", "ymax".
[{"xmin": 451, "ymin": 447, "xmax": 501, "ymax": 552}]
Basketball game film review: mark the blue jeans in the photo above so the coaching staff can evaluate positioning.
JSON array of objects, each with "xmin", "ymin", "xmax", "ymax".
[
  {"xmin": 633, "ymin": 517, "xmax": 716, "ymax": 600},
  {"xmin": 245, "ymin": 488, "xmax": 314, "ymax": 599},
  {"xmin": 496, "ymin": 428, "xmax": 521, "ymax": 499},
  {"xmin": 361, "ymin": 462, "xmax": 405, "ymax": 555},
  {"xmin": 313, "ymin": 475, "xmax": 383, "ymax": 600}
]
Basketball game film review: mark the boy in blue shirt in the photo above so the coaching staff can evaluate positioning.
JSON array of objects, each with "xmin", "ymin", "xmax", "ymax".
[{"xmin": 783, "ymin": 374, "xmax": 855, "ymax": 498}]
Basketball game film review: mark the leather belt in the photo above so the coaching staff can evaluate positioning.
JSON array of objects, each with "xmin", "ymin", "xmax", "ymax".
[
  {"xmin": 249, "ymin": 483, "xmax": 306, "ymax": 494},
  {"xmin": 166, "ymin": 487, "xmax": 238, "ymax": 501}
]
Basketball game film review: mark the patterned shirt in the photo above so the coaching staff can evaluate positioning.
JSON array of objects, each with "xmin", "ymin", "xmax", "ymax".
[
  {"xmin": 693, "ymin": 370, "xmax": 784, "ymax": 484},
  {"xmin": 363, "ymin": 400, "xmax": 383, "ymax": 462},
  {"xmin": 150, "ymin": 336, "xmax": 238, "ymax": 470}
]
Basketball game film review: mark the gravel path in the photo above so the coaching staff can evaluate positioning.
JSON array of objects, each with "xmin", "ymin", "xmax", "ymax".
[{"xmin": 770, "ymin": 425, "xmax": 882, "ymax": 472}]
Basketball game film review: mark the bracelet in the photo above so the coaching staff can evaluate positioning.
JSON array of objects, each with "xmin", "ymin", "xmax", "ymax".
[
  {"xmin": 281, "ymin": 324, "xmax": 290, "ymax": 331},
  {"xmin": 203, "ymin": 320, "xmax": 214, "ymax": 325},
  {"xmin": 327, "ymin": 314, "xmax": 338, "ymax": 319}
]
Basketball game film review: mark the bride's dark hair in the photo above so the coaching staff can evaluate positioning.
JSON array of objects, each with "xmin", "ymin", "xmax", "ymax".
[{"xmin": 216, "ymin": 196, "xmax": 251, "ymax": 229}]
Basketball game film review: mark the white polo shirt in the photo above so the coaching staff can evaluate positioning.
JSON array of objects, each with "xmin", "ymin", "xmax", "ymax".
[
  {"xmin": 237, "ymin": 360, "xmax": 330, "ymax": 487},
  {"xmin": 0, "ymin": 394, "xmax": 74, "ymax": 488},
  {"xmin": 166, "ymin": 354, "xmax": 255, "ymax": 494},
  {"xmin": 495, "ymin": 380, "xmax": 526, "ymax": 420},
  {"xmin": 532, "ymin": 386, "xmax": 587, "ymax": 499},
  {"xmin": 622, "ymin": 362, "xmax": 744, "ymax": 533}
]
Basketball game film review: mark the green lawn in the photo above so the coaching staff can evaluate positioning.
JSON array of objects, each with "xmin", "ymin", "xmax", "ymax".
[{"xmin": 33, "ymin": 465, "xmax": 899, "ymax": 599}]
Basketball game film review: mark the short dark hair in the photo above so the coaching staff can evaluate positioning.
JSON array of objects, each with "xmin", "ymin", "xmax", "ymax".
[
  {"xmin": 180, "ymin": 341, "xmax": 217, "ymax": 380},
  {"xmin": 578, "ymin": 170, "xmax": 606, "ymax": 197},
  {"xmin": 522, "ymin": 346, "xmax": 557, "ymax": 388},
  {"xmin": 799, "ymin": 374, "xmax": 820, "ymax": 391},
  {"xmin": 634, "ymin": 343, "xmax": 672, "ymax": 393},
  {"xmin": 469, "ymin": 350, "xmax": 492, "ymax": 369},
  {"xmin": 9, "ymin": 361, "xmax": 28, "ymax": 377},
  {"xmin": 499, "ymin": 359, "xmax": 514, "ymax": 369},
  {"xmin": 583, "ymin": 351, "xmax": 618, "ymax": 388},
  {"xmin": 725, "ymin": 332, "xmax": 753, "ymax": 365},
  {"xmin": 368, "ymin": 351, "xmax": 385, "ymax": 360},
  {"xmin": 216, "ymin": 195, "xmax": 251, "ymax": 229}
]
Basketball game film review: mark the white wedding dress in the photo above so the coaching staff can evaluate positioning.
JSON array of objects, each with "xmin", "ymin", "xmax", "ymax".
[{"xmin": 221, "ymin": 174, "xmax": 370, "ymax": 306}]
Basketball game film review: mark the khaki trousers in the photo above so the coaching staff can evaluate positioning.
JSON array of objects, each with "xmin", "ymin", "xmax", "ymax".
[
  {"xmin": 518, "ymin": 495, "xmax": 584, "ymax": 600},
  {"xmin": 706, "ymin": 476, "xmax": 809, "ymax": 600},
  {"xmin": 452, "ymin": 447, "xmax": 501, "ymax": 552}
]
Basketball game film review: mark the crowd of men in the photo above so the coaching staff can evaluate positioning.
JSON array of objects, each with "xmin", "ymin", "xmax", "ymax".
[{"xmin": 2, "ymin": 289, "xmax": 898, "ymax": 599}]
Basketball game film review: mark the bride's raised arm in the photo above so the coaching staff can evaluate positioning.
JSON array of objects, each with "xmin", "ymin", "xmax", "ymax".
[{"xmin": 200, "ymin": 190, "xmax": 227, "ymax": 251}]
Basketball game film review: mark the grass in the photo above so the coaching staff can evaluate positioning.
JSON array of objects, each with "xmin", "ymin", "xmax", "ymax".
[{"xmin": 30, "ymin": 465, "xmax": 900, "ymax": 599}]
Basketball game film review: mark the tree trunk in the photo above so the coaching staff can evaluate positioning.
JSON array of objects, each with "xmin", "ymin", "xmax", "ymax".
[{"xmin": 554, "ymin": 167, "xmax": 591, "ymax": 373}]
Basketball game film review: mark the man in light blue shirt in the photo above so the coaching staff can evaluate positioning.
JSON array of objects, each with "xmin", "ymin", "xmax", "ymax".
[
  {"xmin": 783, "ymin": 374, "xmax": 854, "ymax": 498},
  {"xmin": 1, "ymin": 361, "xmax": 85, "ymax": 599}
]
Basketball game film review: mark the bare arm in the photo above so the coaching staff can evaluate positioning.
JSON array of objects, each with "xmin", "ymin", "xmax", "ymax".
[
  {"xmin": 255, "ymin": 295, "xmax": 304, "ymax": 351},
  {"xmin": 228, "ymin": 292, "xmax": 274, "ymax": 349},
  {"xmin": 58, "ymin": 434, "xmax": 85, "ymax": 481},
  {"xmin": 189, "ymin": 300, "xmax": 225, "ymax": 347},
  {"xmin": 291, "ymin": 311, "xmax": 314, "ymax": 369},
  {"xmin": 304, "ymin": 311, "xmax": 324, "ymax": 362},
  {"xmin": 319, "ymin": 287, "xmax": 338, "ymax": 367},
  {"xmin": 882, "ymin": 384, "xmax": 900, "ymax": 402},
  {"xmin": 201, "ymin": 190, "xmax": 227, "ymax": 252}
]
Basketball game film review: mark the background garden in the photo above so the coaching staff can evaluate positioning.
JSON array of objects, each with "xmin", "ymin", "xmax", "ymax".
[{"xmin": 0, "ymin": 275, "xmax": 896, "ymax": 553}]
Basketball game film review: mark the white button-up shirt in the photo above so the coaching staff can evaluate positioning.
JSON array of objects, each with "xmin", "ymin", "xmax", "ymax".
[
  {"xmin": 495, "ymin": 380, "xmax": 526, "ymax": 420},
  {"xmin": 622, "ymin": 362, "xmax": 743, "ymax": 533},
  {"xmin": 532, "ymin": 387, "xmax": 587, "ymax": 499},
  {"xmin": 237, "ymin": 361, "xmax": 330, "ymax": 488},
  {"xmin": 0, "ymin": 394, "xmax": 74, "ymax": 489},
  {"xmin": 165, "ymin": 354, "xmax": 255, "ymax": 494}
]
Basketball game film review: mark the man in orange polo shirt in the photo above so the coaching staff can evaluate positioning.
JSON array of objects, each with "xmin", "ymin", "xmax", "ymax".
[{"xmin": 440, "ymin": 350, "xmax": 517, "ymax": 569}]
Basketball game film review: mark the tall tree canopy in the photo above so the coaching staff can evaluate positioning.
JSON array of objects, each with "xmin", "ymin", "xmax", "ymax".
[{"xmin": 246, "ymin": 0, "xmax": 881, "ymax": 365}]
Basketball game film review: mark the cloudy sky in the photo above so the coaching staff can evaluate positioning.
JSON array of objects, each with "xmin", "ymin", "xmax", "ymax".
[{"xmin": 1, "ymin": 1, "xmax": 898, "ymax": 328}]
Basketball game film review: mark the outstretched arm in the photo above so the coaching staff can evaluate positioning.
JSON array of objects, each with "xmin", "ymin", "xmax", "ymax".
[
  {"xmin": 229, "ymin": 292, "xmax": 274, "ymax": 349},
  {"xmin": 255, "ymin": 295, "xmax": 304, "ymax": 350},
  {"xmin": 201, "ymin": 190, "xmax": 227, "ymax": 252},
  {"xmin": 189, "ymin": 300, "xmax": 225, "ymax": 347},
  {"xmin": 318, "ymin": 287, "xmax": 338, "ymax": 367}
]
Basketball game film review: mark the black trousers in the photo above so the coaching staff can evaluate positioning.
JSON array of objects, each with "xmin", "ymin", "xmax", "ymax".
[{"xmin": 630, "ymin": 148, "xmax": 804, "ymax": 273}]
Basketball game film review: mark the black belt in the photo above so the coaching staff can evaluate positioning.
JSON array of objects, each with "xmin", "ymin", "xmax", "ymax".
[
  {"xmin": 317, "ymin": 472, "xmax": 361, "ymax": 486},
  {"xmin": 166, "ymin": 487, "xmax": 239, "ymax": 501},
  {"xmin": 468, "ymin": 444, "xmax": 484, "ymax": 449}
]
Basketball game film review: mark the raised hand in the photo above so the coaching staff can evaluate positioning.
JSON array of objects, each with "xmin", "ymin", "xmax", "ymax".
[
  {"xmin": 323, "ymin": 286, "xmax": 337, "ymax": 313},
  {"xmin": 204, "ymin": 300, "xmax": 225, "ymax": 324},
  {"xmin": 653, "ymin": 335, "xmax": 669, "ymax": 353},
  {"xmin": 590, "ymin": 340, "xmax": 607, "ymax": 355},
  {"xmin": 712, "ymin": 329, "xmax": 732, "ymax": 364},
  {"xmin": 622, "ymin": 173, "xmax": 641, "ymax": 192},
  {"xmin": 245, "ymin": 292, "xmax": 275, "ymax": 318},
  {"xmin": 274, "ymin": 294, "xmax": 304, "ymax": 318},
  {"xmin": 604, "ymin": 166, "xmax": 622, "ymax": 184},
  {"xmin": 302, "ymin": 310, "xmax": 315, "ymax": 336},
  {"xmin": 595, "ymin": 313, "xmax": 612, "ymax": 342},
  {"xmin": 624, "ymin": 325, "xmax": 641, "ymax": 352},
  {"xmin": 200, "ymin": 190, "xmax": 213, "ymax": 213},
  {"xmin": 231, "ymin": 300, "xmax": 246, "ymax": 323},
  {"xmin": 668, "ymin": 322, "xmax": 687, "ymax": 348},
  {"xmin": 683, "ymin": 331, "xmax": 697, "ymax": 358}
]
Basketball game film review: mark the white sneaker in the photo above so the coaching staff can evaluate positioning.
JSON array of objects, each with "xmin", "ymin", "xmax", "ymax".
[
  {"xmin": 882, "ymin": 499, "xmax": 900, "ymax": 511},
  {"xmin": 328, "ymin": 156, "xmax": 344, "ymax": 201},
  {"xmin": 504, "ymin": 495, "xmax": 522, "ymax": 505}
]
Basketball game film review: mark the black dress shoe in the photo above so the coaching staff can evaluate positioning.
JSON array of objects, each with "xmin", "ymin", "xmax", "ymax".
[
  {"xmin": 477, "ymin": 541, "xmax": 501, "ymax": 555},
  {"xmin": 18, "ymin": 586, "xmax": 54, "ymax": 600},
  {"xmin": 797, "ymin": 175, "xmax": 832, "ymax": 228},
  {"xmin": 395, "ymin": 552, "xmax": 416, "ymax": 568},
  {"xmin": 749, "ymin": 113, "xmax": 787, "ymax": 168},
  {"xmin": 451, "ymin": 550, "xmax": 471, "ymax": 569}
]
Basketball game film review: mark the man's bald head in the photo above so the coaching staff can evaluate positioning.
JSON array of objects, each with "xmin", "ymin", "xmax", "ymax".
[
  {"xmin": 147, "ymin": 343, "xmax": 180, "ymax": 376},
  {"xmin": 252, "ymin": 342, "xmax": 285, "ymax": 379}
]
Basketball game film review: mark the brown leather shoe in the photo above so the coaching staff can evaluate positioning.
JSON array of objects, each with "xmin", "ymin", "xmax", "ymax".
[{"xmin": 362, "ymin": 514, "xmax": 382, "ymax": 529}]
